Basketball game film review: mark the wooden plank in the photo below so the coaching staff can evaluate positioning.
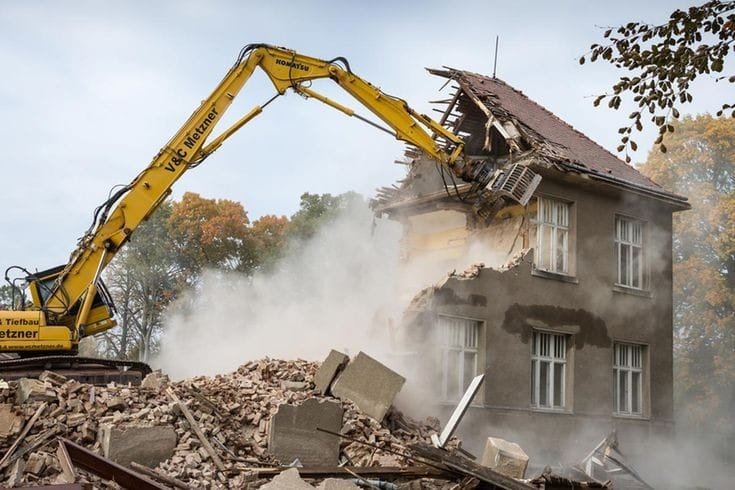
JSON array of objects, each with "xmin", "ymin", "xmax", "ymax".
[
  {"xmin": 254, "ymin": 466, "xmax": 451, "ymax": 479},
  {"xmin": 60, "ymin": 438, "xmax": 166, "ymax": 490},
  {"xmin": 167, "ymin": 388, "xmax": 226, "ymax": 471},
  {"xmin": 57, "ymin": 438, "xmax": 77, "ymax": 484},
  {"xmin": 130, "ymin": 461, "xmax": 195, "ymax": 490},
  {"xmin": 409, "ymin": 443, "xmax": 535, "ymax": 490},
  {"xmin": 0, "ymin": 401, "xmax": 47, "ymax": 469}
]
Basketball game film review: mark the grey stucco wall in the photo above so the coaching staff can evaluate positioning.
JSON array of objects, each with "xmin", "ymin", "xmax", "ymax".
[{"xmin": 403, "ymin": 174, "xmax": 678, "ymax": 462}]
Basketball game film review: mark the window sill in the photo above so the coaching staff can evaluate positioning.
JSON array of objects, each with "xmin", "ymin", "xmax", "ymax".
[
  {"xmin": 530, "ymin": 406, "xmax": 573, "ymax": 415},
  {"xmin": 531, "ymin": 269, "xmax": 579, "ymax": 284},
  {"xmin": 612, "ymin": 285, "xmax": 652, "ymax": 298},
  {"xmin": 612, "ymin": 412, "xmax": 650, "ymax": 421}
]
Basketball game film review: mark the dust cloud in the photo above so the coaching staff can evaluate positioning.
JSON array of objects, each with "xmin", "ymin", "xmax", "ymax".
[{"xmin": 154, "ymin": 199, "xmax": 507, "ymax": 380}]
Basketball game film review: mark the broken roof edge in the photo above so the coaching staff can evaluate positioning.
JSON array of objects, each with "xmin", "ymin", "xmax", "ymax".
[
  {"xmin": 425, "ymin": 66, "xmax": 689, "ymax": 209},
  {"xmin": 374, "ymin": 161, "xmax": 689, "ymax": 214}
]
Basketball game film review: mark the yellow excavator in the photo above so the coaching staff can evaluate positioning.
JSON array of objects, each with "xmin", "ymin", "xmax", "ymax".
[{"xmin": 1, "ymin": 44, "xmax": 540, "ymax": 383}]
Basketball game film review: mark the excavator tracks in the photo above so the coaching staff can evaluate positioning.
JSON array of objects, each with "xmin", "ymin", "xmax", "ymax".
[{"xmin": 0, "ymin": 356, "xmax": 152, "ymax": 386}]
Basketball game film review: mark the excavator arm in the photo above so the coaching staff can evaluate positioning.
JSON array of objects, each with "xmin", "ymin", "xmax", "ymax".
[{"xmin": 20, "ymin": 43, "xmax": 539, "ymax": 348}]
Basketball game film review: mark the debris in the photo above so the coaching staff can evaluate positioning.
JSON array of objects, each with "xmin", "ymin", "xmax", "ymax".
[
  {"xmin": 141, "ymin": 370, "xmax": 168, "ymax": 390},
  {"xmin": 480, "ymin": 437, "xmax": 529, "ymax": 480},
  {"xmin": 410, "ymin": 443, "xmax": 535, "ymax": 490},
  {"xmin": 0, "ymin": 403, "xmax": 21, "ymax": 439},
  {"xmin": 431, "ymin": 375, "xmax": 484, "ymax": 449},
  {"xmin": 60, "ymin": 437, "xmax": 167, "ymax": 490},
  {"xmin": 331, "ymin": 352, "xmax": 405, "ymax": 422},
  {"xmin": 579, "ymin": 431, "xmax": 652, "ymax": 489},
  {"xmin": 16, "ymin": 378, "xmax": 56, "ymax": 404},
  {"xmin": 269, "ymin": 398, "xmax": 344, "ymax": 466},
  {"xmin": 130, "ymin": 461, "xmax": 195, "ymax": 490},
  {"xmin": 0, "ymin": 401, "xmax": 47, "ymax": 469},
  {"xmin": 25, "ymin": 451, "xmax": 46, "ymax": 475},
  {"xmin": 261, "ymin": 467, "xmax": 315, "ymax": 490},
  {"xmin": 314, "ymin": 350, "xmax": 350, "ymax": 395},
  {"xmin": 99, "ymin": 424, "xmax": 177, "ymax": 467},
  {"xmin": 166, "ymin": 387, "xmax": 226, "ymax": 472},
  {"xmin": 56, "ymin": 439, "xmax": 76, "ymax": 483}
]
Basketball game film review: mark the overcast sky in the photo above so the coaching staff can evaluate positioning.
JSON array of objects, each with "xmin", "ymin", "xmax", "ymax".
[{"xmin": 0, "ymin": 0, "xmax": 725, "ymax": 272}]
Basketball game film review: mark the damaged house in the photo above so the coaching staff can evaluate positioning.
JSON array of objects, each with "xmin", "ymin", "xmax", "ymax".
[{"xmin": 374, "ymin": 69, "xmax": 689, "ymax": 462}]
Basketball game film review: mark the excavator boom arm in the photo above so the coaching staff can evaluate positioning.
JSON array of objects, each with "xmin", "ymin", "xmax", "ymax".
[{"xmin": 39, "ymin": 44, "xmax": 540, "ymax": 343}]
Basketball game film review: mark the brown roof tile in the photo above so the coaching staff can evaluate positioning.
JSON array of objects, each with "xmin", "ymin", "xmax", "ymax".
[{"xmin": 433, "ymin": 68, "xmax": 666, "ymax": 193}]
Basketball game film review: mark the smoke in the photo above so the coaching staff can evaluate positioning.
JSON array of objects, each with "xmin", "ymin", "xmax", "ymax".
[{"xmin": 154, "ymin": 199, "xmax": 509, "ymax": 380}]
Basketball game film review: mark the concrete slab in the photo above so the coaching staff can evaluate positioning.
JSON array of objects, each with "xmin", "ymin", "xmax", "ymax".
[
  {"xmin": 99, "ymin": 424, "xmax": 176, "ymax": 468},
  {"xmin": 313, "ymin": 350, "xmax": 349, "ymax": 395},
  {"xmin": 330, "ymin": 352, "xmax": 405, "ymax": 421},
  {"xmin": 15, "ymin": 378, "xmax": 56, "ymax": 404},
  {"xmin": 268, "ymin": 398, "xmax": 343, "ymax": 466},
  {"xmin": 260, "ymin": 468, "xmax": 314, "ymax": 490},
  {"xmin": 317, "ymin": 479, "xmax": 360, "ymax": 490},
  {"xmin": 480, "ymin": 436, "xmax": 529, "ymax": 479}
]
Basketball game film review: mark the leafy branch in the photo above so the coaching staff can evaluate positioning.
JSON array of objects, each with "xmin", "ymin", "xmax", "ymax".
[{"xmin": 580, "ymin": 0, "xmax": 735, "ymax": 161}]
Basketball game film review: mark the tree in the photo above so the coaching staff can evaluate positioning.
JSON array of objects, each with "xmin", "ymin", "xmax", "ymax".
[
  {"xmin": 0, "ymin": 285, "xmax": 15, "ymax": 309},
  {"xmin": 639, "ymin": 115, "xmax": 734, "ymax": 433},
  {"xmin": 101, "ymin": 202, "xmax": 181, "ymax": 361},
  {"xmin": 167, "ymin": 192, "xmax": 253, "ymax": 280},
  {"xmin": 287, "ymin": 191, "xmax": 363, "ymax": 241},
  {"xmin": 248, "ymin": 214, "xmax": 290, "ymax": 271},
  {"xmin": 581, "ymin": 1, "xmax": 735, "ymax": 160}
]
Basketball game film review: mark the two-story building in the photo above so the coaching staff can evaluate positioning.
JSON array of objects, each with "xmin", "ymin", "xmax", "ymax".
[{"xmin": 374, "ymin": 68, "xmax": 689, "ymax": 465}]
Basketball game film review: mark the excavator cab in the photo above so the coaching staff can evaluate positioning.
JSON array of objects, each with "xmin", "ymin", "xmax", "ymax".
[{"xmin": 25, "ymin": 266, "xmax": 117, "ymax": 339}]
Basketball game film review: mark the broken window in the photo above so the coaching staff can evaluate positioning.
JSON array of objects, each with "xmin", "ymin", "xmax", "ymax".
[
  {"xmin": 531, "ymin": 331, "xmax": 566, "ymax": 409},
  {"xmin": 439, "ymin": 316, "xmax": 480, "ymax": 402},
  {"xmin": 535, "ymin": 197, "xmax": 570, "ymax": 274},
  {"xmin": 615, "ymin": 216, "xmax": 644, "ymax": 289},
  {"xmin": 613, "ymin": 343, "xmax": 645, "ymax": 415}
]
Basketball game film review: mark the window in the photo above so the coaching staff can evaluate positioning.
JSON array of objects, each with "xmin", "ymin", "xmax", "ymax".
[
  {"xmin": 615, "ymin": 216, "xmax": 644, "ymax": 289},
  {"xmin": 440, "ymin": 316, "xmax": 480, "ymax": 401},
  {"xmin": 531, "ymin": 331, "xmax": 566, "ymax": 409},
  {"xmin": 613, "ymin": 343, "xmax": 644, "ymax": 415},
  {"xmin": 535, "ymin": 197, "xmax": 570, "ymax": 274}
]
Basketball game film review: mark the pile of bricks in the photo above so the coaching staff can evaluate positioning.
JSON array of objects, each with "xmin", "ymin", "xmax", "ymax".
[{"xmin": 0, "ymin": 358, "xmax": 442, "ymax": 488}]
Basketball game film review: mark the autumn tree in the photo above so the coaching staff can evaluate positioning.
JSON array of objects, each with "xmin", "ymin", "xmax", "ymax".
[
  {"xmin": 581, "ymin": 1, "xmax": 735, "ymax": 160},
  {"xmin": 639, "ymin": 115, "xmax": 734, "ymax": 433},
  {"xmin": 167, "ymin": 192, "xmax": 253, "ymax": 281},
  {"xmin": 248, "ymin": 214, "xmax": 290, "ymax": 271}
]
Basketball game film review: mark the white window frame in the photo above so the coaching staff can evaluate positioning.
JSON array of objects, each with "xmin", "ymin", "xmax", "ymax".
[
  {"xmin": 531, "ymin": 331, "xmax": 567, "ymax": 410},
  {"xmin": 535, "ymin": 197, "xmax": 571, "ymax": 275},
  {"xmin": 439, "ymin": 316, "xmax": 480, "ymax": 402},
  {"xmin": 615, "ymin": 216, "xmax": 645, "ymax": 289},
  {"xmin": 613, "ymin": 343, "xmax": 645, "ymax": 416}
]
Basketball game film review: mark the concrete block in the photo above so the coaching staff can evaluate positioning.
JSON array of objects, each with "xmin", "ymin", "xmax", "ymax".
[
  {"xmin": 0, "ymin": 404, "xmax": 21, "ymax": 438},
  {"xmin": 15, "ymin": 378, "xmax": 56, "ymax": 404},
  {"xmin": 106, "ymin": 396, "xmax": 127, "ymax": 412},
  {"xmin": 99, "ymin": 424, "xmax": 176, "ymax": 467},
  {"xmin": 281, "ymin": 381, "xmax": 309, "ymax": 392},
  {"xmin": 141, "ymin": 370, "xmax": 167, "ymax": 390},
  {"xmin": 24, "ymin": 452, "xmax": 46, "ymax": 476},
  {"xmin": 313, "ymin": 350, "xmax": 349, "ymax": 395},
  {"xmin": 480, "ymin": 436, "xmax": 529, "ymax": 479},
  {"xmin": 317, "ymin": 479, "xmax": 360, "ymax": 490},
  {"xmin": 331, "ymin": 352, "xmax": 405, "ymax": 421},
  {"xmin": 38, "ymin": 370, "xmax": 67, "ymax": 386},
  {"xmin": 260, "ymin": 468, "xmax": 314, "ymax": 490},
  {"xmin": 268, "ymin": 398, "xmax": 343, "ymax": 466}
]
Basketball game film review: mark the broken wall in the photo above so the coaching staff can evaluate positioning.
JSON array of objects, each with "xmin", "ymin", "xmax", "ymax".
[{"xmin": 397, "ymin": 174, "xmax": 677, "ymax": 466}]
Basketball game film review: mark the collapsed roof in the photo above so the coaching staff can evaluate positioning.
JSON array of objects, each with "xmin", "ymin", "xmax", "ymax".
[{"xmin": 375, "ymin": 69, "xmax": 689, "ymax": 212}]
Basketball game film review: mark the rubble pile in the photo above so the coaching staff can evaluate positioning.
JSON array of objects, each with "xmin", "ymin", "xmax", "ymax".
[{"xmin": 0, "ymin": 358, "xmax": 443, "ymax": 488}]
